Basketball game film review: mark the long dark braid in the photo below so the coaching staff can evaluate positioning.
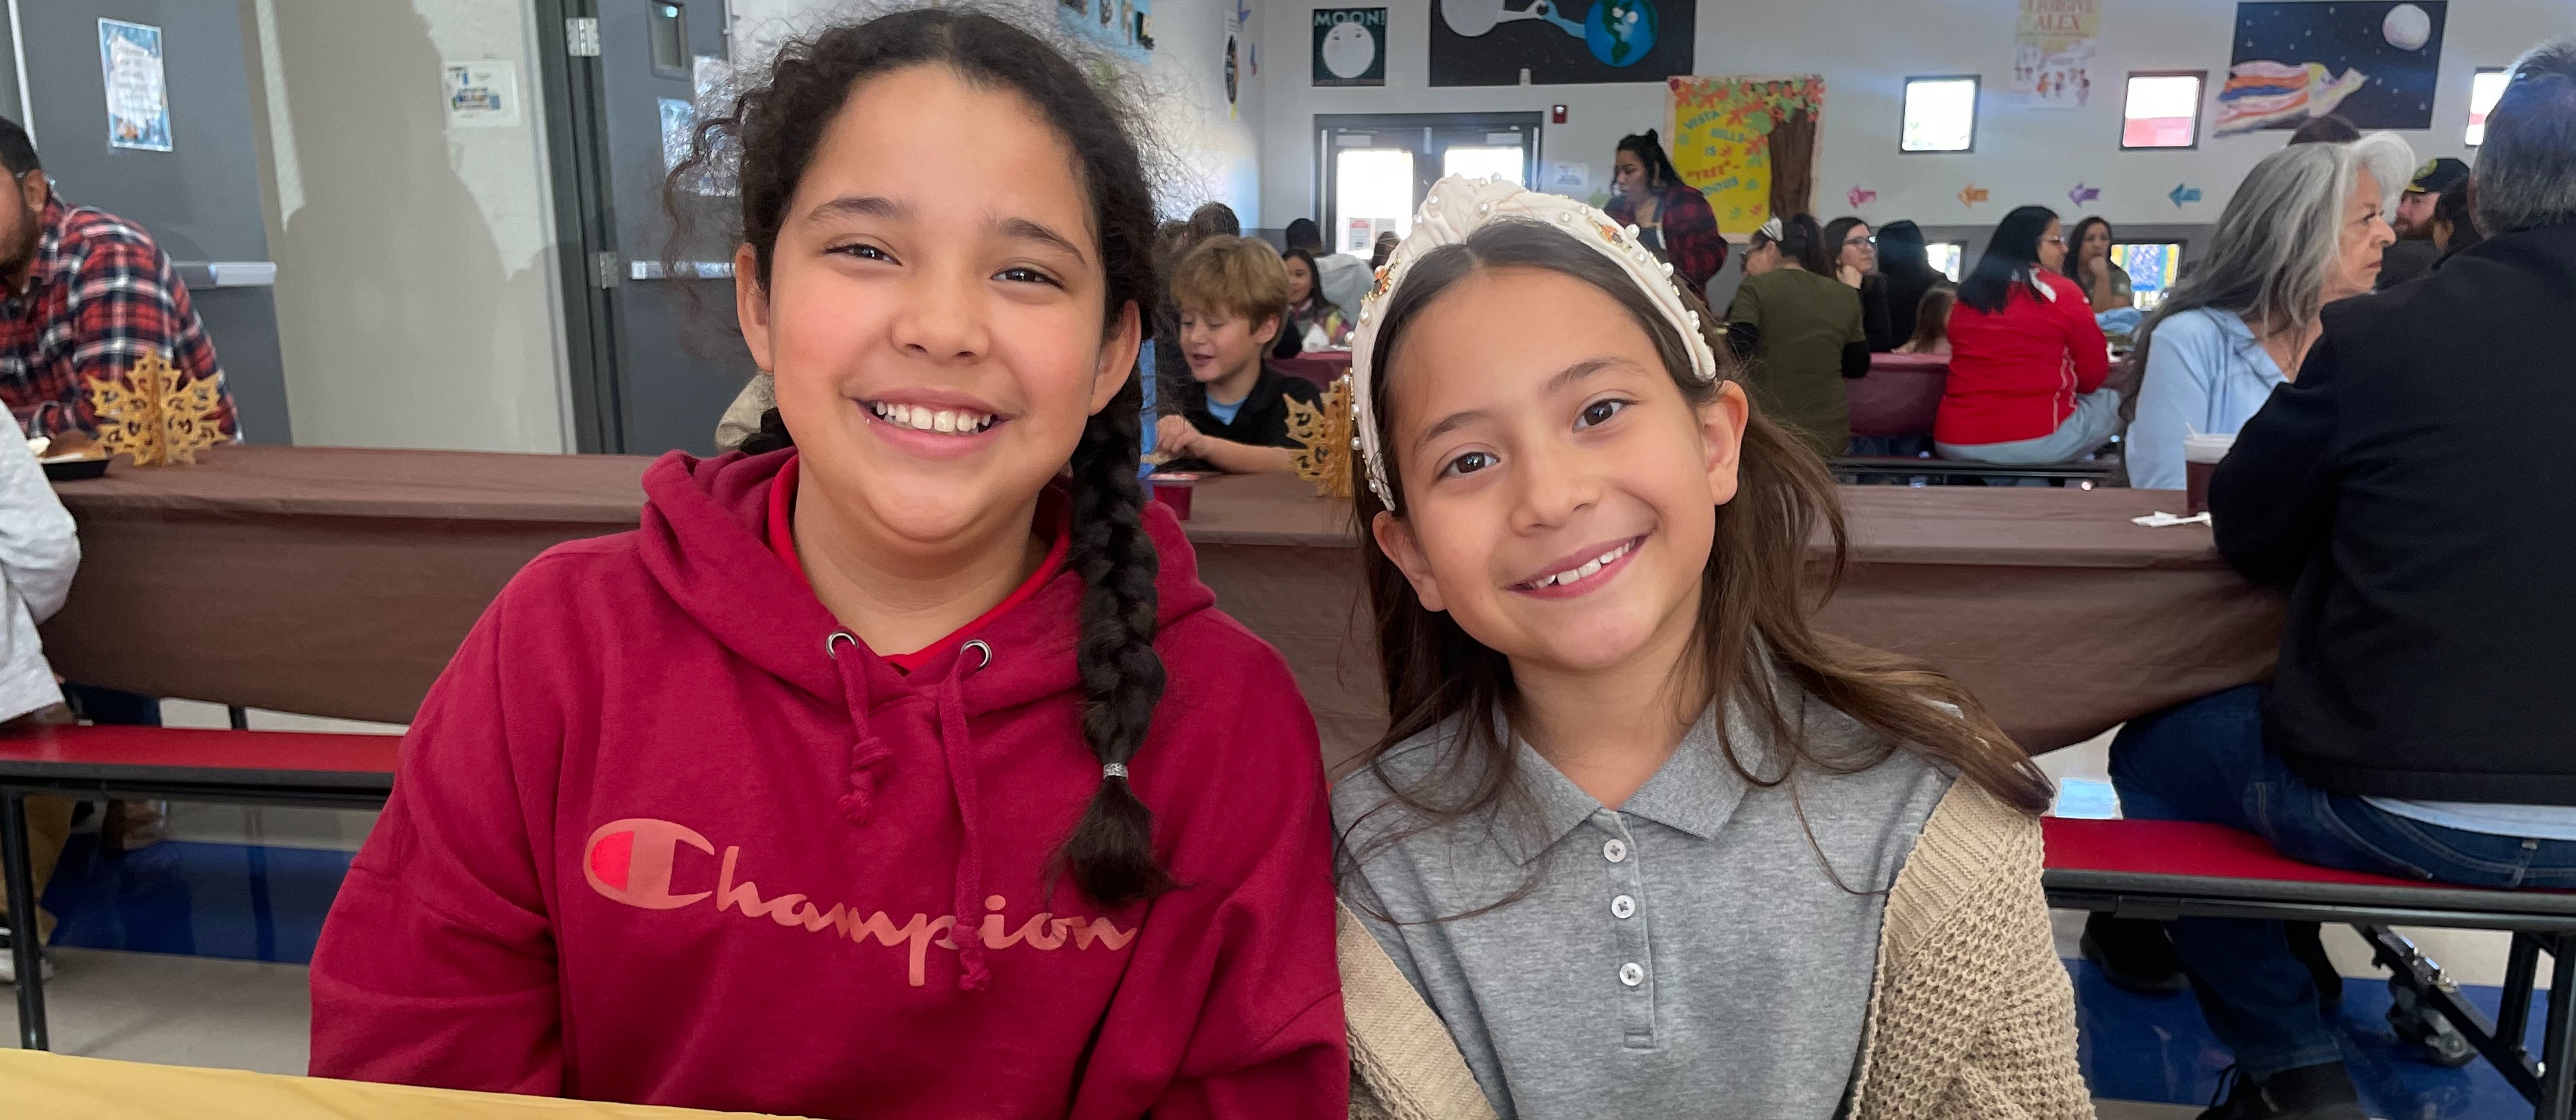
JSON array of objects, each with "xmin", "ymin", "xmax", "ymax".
[
  {"xmin": 674, "ymin": 6, "xmax": 1175, "ymax": 906},
  {"xmin": 1061, "ymin": 369, "xmax": 1172, "ymax": 904}
]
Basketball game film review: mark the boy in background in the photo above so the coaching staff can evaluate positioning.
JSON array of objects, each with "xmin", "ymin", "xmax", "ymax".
[{"xmin": 1153, "ymin": 237, "xmax": 1322, "ymax": 475}]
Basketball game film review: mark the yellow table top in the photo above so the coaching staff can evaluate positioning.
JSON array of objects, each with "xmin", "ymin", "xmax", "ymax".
[{"xmin": 0, "ymin": 1049, "xmax": 808, "ymax": 1119}]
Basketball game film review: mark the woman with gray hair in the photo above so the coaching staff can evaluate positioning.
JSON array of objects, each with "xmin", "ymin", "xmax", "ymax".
[{"xmin": 2124, "ymin": 132, "xmax": 2409, "ymax": 490}]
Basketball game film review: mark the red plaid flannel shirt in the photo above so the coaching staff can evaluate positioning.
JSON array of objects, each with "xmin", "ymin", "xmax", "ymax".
[
  {"xmin": 0, "ymin": 195, "xmax": 237, "ymax": 438},
  {"xmin": 1606, "ymin": 184, "xmax": 1728, "ymax": 303}
]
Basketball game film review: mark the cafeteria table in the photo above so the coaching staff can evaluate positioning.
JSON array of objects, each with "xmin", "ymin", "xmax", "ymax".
[
  {"xmin": 40, "ymin": 446, "xmax": 2282, "ymax": 767},
  {"xmin": 1177, "ymin": 471, "xmax": 2283, "ymax": 771},
  {"xmin": 1269, "ymin": 350, "xmax": 1352, "ymax": 388},
  {"xmin": 0, "ymin": 1048, "xmax": 803, "ymax": 1118}
]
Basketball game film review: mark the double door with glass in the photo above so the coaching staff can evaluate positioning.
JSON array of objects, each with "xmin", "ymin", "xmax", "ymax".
[{"xmin": 1317, "ymin": 114, "xmax": 1543, "ymax": 257}]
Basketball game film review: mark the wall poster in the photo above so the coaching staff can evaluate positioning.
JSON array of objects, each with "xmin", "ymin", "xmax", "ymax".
[
  {"xmin": 1058, "ymin": 0, "xmax": 1154, "ymax": 60},
  {"xmin": 2010, "ymin": 0, "xmax": 2099, "ymax": 108},
  {"xmin": 2217, "ymin": 1, "xmax": 2445, "ymax": 136},
  {"xmin": 1430, "ymin": 0, "xmax": 1693, "ymax": 87},
  {"xmin": 1314, "ymin": 8, "xmax": 1387, "ymax": 86},
  {"xmin": 1667, "ymin": 75, "xmax": 1823, "ymax": 237},
  {"xmin": 444, "ymin": 61, "xmax": 522, "ymax": 129},
  {"xmin": 99, "ymin": 19, "xmax": 172, "ymax": 152}
]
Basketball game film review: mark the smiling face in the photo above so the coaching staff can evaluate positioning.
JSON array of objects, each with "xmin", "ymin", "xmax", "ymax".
[
  {"xmin": 1283, "ymin": 255, "xmax": 1315, "ymax": 306},
  {"xmin": 1370, "ymin": 266, "xmax": 1748, "ymax": 677},
  {"xmin": 735, "ymin": 64, "xmax": 1134, "ymax": 552},
  {"xmin": 1178, "ymin": 302, "xmax": 1278, "ymax": 388}
]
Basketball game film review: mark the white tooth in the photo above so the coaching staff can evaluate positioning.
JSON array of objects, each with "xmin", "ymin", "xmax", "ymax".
[
  {"xmin": 1598, "ymin": 547, "xmax": 1623, "ymax": 566},
  {"xmin": 909, "ymin": 409, "xmax": 935, "ymax": 431},
  {"xmin": 888, "ymin": 404, "xmax": 909, "ymax": 425},
  {"xmin": 1578, "ymin": 560, "xmax": 1602, "ymax": 578},
  {"xmin": 934, "ymin": 410, "xmax": 957, "ymax": 433}
]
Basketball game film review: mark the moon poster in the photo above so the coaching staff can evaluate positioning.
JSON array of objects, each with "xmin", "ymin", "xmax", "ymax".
[
  {"xmin": 1314, "ymin": 8, "xmax": 1386, "ymax": 86},
  {"xmin": 2217, "ymin": 1, "xmax": 2445, "ymax": 136},
  {"xmin": 1430, "ymin": 0, "xmax": 1692, "ymax": 86}
]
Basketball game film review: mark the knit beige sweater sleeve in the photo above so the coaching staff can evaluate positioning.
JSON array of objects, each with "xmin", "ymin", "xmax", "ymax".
[
  {"xmin": 1341, "ymin": 781, "xmax": 2091, "ymax": 1119},
  {"xmin": 1847, "ymin": 781, "xmax": 2095, "ymax": 1120}
]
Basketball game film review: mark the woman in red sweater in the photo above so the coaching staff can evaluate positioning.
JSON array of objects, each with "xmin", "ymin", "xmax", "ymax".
[
  {"xmin": 303, "ymin": 11, "xmax": 1345, "ymax": 1118},
  {"xmin": 1935, "ymin": 206, "xmax": 2118, "ymax": 464}
]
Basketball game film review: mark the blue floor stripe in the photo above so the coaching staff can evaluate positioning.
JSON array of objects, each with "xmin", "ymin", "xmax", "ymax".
[
  {"xmin": 39, "ymin": 835, "xmax": 353, "ymax": 965},
  {"xmin": 2075, "ymin": 958, "xmax": 2546, "ymax": 1118}
]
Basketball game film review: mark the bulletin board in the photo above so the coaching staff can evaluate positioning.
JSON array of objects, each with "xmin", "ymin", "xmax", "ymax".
[{"xmin": 1666, "ymin": 75, "xmax": 1824, "ymax": 237}]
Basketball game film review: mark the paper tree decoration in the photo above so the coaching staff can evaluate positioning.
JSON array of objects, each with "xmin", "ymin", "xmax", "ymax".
[
  {"xmin": 1283, "ymin": 375, "xmax": 1354, "ymax": 499},
  {"xmin": 86, "ymin": 351, "xmax": 227, "ymax": 466}
]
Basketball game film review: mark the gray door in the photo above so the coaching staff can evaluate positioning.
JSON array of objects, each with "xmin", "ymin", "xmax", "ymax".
[
  {"xmin": 10, "ymin": 1, "xmax": 290, "ymax": 443},
  {"xmin": 579, "ymin": 0, "xmax": 744, "ymax": 456}
]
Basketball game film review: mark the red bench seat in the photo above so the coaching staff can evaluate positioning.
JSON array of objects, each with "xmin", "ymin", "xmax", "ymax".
[
  {"xmin": 0, "ymin": 723, "xmax": 398, "ymax": 794},
  {"xmin": 2044, "ymin": 817, "xmax": 2576, "ymax": 923}
]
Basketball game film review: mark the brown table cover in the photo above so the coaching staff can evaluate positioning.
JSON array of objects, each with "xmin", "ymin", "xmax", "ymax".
[
  {"xmin": 1269, "ymin": 351, "xmax": 1352, "ymax": 389},
  {"xmin": 1181, "ymin": 472, "xmax": 2283, "ymax": 771},
  {"xmin": 40, "ymin": 447, "xmax": 2280, "ymax": 771}
]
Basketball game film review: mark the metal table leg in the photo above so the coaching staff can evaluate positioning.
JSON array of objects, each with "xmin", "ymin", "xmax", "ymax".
[
  {"xmin": 1, "ymin": 791, "xmax": 48, "ymax": 1051},
  {"xmin": 2542, "ymin": 934, "xmax": 2576, "ymax": 1120},
  {"xmin": 2506, "ymin": 932, "xmax": 2545, "ymax": 1058}
]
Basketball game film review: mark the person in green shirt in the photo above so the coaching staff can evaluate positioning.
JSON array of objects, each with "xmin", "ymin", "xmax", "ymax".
[{"xmin": 1725, "ymin": 214, "xmax": 1869, "ymax": 457}]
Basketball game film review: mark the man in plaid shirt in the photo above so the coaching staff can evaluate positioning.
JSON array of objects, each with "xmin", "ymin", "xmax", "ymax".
[{"xmin": 0, "ymin": 118, "xmax": 237, "ymax": 440}]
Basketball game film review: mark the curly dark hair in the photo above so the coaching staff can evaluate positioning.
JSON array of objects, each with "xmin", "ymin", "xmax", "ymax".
[{"xmin": 669, "ymin": 7, "xmax": 1174, "ymax": 908}]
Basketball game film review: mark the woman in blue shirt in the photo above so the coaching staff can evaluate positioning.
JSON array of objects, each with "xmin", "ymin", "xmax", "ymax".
[{"xmin": 2127, "ymin": 133, "xmax": 2411, "ymax": 490}]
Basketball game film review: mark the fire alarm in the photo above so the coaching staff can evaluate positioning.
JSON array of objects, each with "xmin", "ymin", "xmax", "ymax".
[{"xmin": 1551, "ymin": 103, "xmax": 1569, "ymax": 125}]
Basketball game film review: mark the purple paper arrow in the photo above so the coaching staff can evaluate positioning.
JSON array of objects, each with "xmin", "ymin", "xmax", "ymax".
[{"xmin": 2069, "ymin": 183, "xmax": 2101, "ymax": 206}]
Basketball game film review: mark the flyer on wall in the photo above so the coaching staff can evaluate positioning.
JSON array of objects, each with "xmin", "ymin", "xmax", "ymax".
[
  {"xmin": 2010, "ymin": 0, "xmax": 2100, "ymax": 109},
  {"xmin": 99, "ymin": 18, "xmax": 173, "ymax": 152}
]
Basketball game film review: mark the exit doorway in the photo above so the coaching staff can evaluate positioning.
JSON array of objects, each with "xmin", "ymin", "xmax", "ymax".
[{"xmin": 1315, "ymin": 113, "xmax": 1543, "ymax": 256}]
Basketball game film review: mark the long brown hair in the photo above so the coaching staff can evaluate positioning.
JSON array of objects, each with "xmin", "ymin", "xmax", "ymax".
[{"xmin": 1346, "ymin": 220, "xmax": 2048, "ymax": 899}]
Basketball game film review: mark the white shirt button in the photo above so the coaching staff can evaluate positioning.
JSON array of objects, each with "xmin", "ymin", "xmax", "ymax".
[
  {"xmin": 1618, "ymin": 962, "xmax": 1645, "ymax": 987},
  {"xmin": 1611, "ymin": 895, "xmax": 1637, "ymax": 919},
  {"xmin": 1603, "ymin": 838, "xmax": 1628, "ymax": 863}
]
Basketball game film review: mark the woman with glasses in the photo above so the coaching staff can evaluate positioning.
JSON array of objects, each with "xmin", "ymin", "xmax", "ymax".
[
  {"xmin": 1822, "ymin": 216, "xmax": 1897, "ymax": 351},
  {"xmin": 1934, "ymin": 206, "xmax": 2119, "ymax": 466}
]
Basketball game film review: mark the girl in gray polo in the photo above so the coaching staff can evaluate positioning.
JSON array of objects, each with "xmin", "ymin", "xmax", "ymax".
[{"xmin": 1330, "ymin": 177, "xmax": 2088, "ymax": 1120}]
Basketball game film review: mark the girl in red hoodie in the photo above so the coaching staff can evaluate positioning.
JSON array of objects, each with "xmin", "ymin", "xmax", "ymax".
[{"xmin": 307, "ymin": 11, "xmax": 1346, "ymax": 1117}]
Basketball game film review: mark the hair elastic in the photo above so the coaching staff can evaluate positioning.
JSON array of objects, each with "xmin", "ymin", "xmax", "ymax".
[
  {"xmin": 1102, "ymin": 763, "xmax": 1131, "ymax": 780},
  {"xmin": 1346, "ymin": 175, "xmax": 1719, "ymax": 509}
]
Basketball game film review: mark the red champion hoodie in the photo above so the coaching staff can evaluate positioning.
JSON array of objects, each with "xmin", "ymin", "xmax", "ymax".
[{"xmin": 308, "ymin": 450, "xmax": 1348, "ymax": 1119}]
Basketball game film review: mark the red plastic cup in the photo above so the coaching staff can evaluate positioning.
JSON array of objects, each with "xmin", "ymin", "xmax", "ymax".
[{"xmin": 1149, "ymin": 472, "xmax": 1200, "ymax": 519}]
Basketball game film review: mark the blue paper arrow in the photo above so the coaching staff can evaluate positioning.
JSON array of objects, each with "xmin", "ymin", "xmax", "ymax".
[{"xmin": 2169, "ymin": 183, "xmax": 2204, "ymax": 207}]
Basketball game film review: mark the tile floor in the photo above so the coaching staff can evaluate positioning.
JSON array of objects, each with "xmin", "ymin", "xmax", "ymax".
[{"xmin": 0, "ymin": 712, "xmax": 2558, "ymax": 1119}]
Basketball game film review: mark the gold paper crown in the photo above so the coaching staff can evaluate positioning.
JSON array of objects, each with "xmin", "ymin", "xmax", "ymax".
[
  {"xmin": 86, "ymin": 351, "xmax": 227, "ymax": 466},
  {"xmin": 1283, "ymin": 375, "xmax": 1354, "ymax": 499}
]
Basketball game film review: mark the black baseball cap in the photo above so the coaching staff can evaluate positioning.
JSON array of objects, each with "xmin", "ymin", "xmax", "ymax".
[{"xmin": 2407, "ymin": 157, "xmax": 2470, "ymax": 196}]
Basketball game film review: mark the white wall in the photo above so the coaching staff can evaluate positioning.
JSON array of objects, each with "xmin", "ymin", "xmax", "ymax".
[
  {"xmin": 1259, "ymin": 0, "xmax": 2573, "ymax": 232},
  {"xmin": 242, "ymin": 0, "xmax": 568, "ymax": 453},
  {"xmin": 730, "ymin": 0, "xmax": 1267, "ymax": 223}
]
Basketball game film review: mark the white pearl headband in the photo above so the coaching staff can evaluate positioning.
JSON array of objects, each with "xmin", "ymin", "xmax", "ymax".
[{"xmin": 1346, "ymin": 175, "xmax": 1721, "ymax": 509}]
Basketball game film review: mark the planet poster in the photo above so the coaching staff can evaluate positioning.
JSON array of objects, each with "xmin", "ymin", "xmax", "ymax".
[
  {"xmin": 1429, "ymin": 0, "xmax": 1692, "ymax": 86},
  {"xmin": 1314, "ymin": 8, "xmax": 1387, "ymax": 87},
  {"xmin": 2217, "ymin": 1, "xmax": 2445, "ymax": 136}
]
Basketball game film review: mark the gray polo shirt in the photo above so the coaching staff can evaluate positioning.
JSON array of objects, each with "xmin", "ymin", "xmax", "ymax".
[{"xmin": 1333, "ymin": 700, "xmax": 1950, "ymax": 1120}]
